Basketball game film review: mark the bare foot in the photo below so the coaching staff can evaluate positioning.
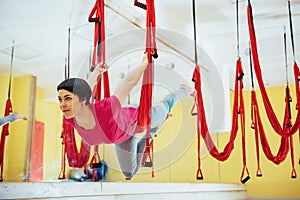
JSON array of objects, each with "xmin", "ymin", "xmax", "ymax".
[
  {"xmin": 180, "ymin": 84, "xmax": 196, "ymax": 97},
  {"xmin": 14, "ymin": 112, "xmax": 27, "ymax": 121}
]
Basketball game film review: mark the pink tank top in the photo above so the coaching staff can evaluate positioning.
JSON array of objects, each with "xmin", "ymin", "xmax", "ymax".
[{"xmin": 64, "ymin": 96, "xmax": 143, "ymax": 145}]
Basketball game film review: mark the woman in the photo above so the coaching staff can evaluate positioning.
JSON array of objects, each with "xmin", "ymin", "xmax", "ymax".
[
  {"xmin": 0, "ymin": 112, "xmax": 27, "ymax": 127},
  {"xmin": 57, "ymin": 55, "xmax": 194, "ymax": 179}
]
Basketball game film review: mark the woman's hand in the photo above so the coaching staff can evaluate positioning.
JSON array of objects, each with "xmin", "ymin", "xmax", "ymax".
[
  {"xmin": 95, "ymin": 62, "xmax": 109, "ymax": 74},
  {"xmin": 87, "ymin": 62, "xmax": 109, "ymax": 90},
  {"xmin": 140, "ymin": 53, "xmax": 148, "ymax": 70}
]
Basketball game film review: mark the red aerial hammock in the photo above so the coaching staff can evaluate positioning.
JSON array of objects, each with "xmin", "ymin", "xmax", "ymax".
[
  {"xmin": 134, "ymin": 0, "xmax": 157, "ymax": 177},
  {"xmin": 250, "ymin": 32, "xmax": 296, "ymax": 178},
  {"xmin": 249, "ymin": 43, "xmax": 263, "ymax": 177},
  {"xmin": 283, "ymin": 24, "xmax": 297, "ymax": 178},
  {"xmin": 192, "ymin": 0, "xmax": 250, "ymax": 183},
  {"xmin": 287, "ymin": 0, "xmax": 300, "ymax": 166},
  {"xmin": 59, "ymin": 0, "xmax": 110, "ymax": 181},
  {"xmin": 59, "ymin": 0, "xmax": 109, "ymax": 181},
  {"xmin": 0, "ymin": 40, "xmax": 14, "ymax": 182},
  {"xmin": 247, "ymin": 0, "xmax": 300, "ymax": 137},
  {"xmin": 88, "ymin": 0, "xmax": 110, "ymax": 98},
  {"xmin": 88, "ymin": 0, "xmax": 109, "ymax": 181},
  {"xmin": 250, "ymin": 0, "xmax": 298, "ymax": 178},
  {"xmin": 58, "ymin": 27, "xmax": 90, "ymax": 180}
]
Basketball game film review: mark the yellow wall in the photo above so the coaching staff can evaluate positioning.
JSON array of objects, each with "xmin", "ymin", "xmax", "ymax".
[
  {"xmin": 1, "ymin": 73, "xmax": 299, "ymax": 198},
  {"xmin": 35, "ymin": 87, "xmax": 63, "ymax": 181},
  {"xmin": 0, "ymin": 75, "xmax": 63, "ymax": 181},
  {"xmin": 0, "ymin": 75, "xmax": 31, "ymax": 181},
  {"xmin": 102, "ymin": 87, "xmax": 300, "ymax": 198},
  {"xmin": 241, "ymin": 87, "xmax": 300, "ymax": 198}
]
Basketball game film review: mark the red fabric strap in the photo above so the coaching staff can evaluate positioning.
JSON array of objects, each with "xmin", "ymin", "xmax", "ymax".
[
  {"xmin": 252, "ymin": 91, "xmax": 289, "ymax": 164},
  {"xmin": 192, "ymin": 66, "xmax": 203, "ymax": 180},
  {"xmin": 58, "ymin": 139, "xmax": 66, "ymax": 180},
  {"xmin": 251, "ymin": 91, "xmax": 262, "ymax": 176},
  {"xmin": 89, "ymin": 0, "xmax": 110, "ymax": 98},
  {"xmin": 289, "ymin": 136, "xmax": 297, "ymax": 178},
  {"xmin": 90, "ymin": 146, "xmax": 102, "ymax": 181},
  {"xmin": 89, "ymin": 0, "xmax": 109, "ymax": 180},
  {"xmin": 239, "ymin": 67, "xmax": 250, "ymax": 183},
  {"xmin": 137, "ymin": 0, "xmax": 156, "ymax": 128},
  {"xmin": 59, "ymin": 0, "xmax": 109, "ymax": 180},
  {"xmin": 293, "ymin": 62, "xmax": 300, "ymax": 109},
  {"xmin": 248, "ymin": 1, "xmax": 299, "ymax": 178},
  {"xmin": 193, "ymin": 59, "xmax": 250, "ymax": 183},
  {"xmin": 62, "ymin": 120, "xmax": 90, "ymax": 168},
  {"xmin": 293, "ymin": 62, "xmax": 300, "ymax": 164},
  {"xmin": 247, "ymin": 2, "xmax": 300, "ymax": 137},
  {"xmin": 136, "ymin": 0, "xmax": 157, "ymax": 177},
  {"xmin": 193, "ymin": 59, "xmax": 242, "ymax": 160},
  {"xmin": 137, "ymin": 53, "xmax": 153, "ymax": 128},
  {"xmin": 0, "ymin": 99, "xmax": 12, "ymax": 181},
  {"xmin": 253, "ymin": 89, "xmax": 296, "ymax": 176}
]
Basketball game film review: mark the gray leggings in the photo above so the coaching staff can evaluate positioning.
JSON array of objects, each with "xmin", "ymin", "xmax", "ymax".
[
  {"xmin": 0, "ymin": 114, "xmax": 17, "ymax": 127},
  {"xmin": 114, "ymin": 87, "xmax": 189, "ymax": 179}
]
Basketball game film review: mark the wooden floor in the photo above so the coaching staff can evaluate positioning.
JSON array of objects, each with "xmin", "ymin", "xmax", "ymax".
[{"xmin": 0, "ymin": 182, "xmax": 248, "ymax": 200}]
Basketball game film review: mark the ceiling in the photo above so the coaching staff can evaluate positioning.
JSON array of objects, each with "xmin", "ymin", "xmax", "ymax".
[{"xmin": 0, "ymin": 0, "xmax": 300, "ymax": 101}]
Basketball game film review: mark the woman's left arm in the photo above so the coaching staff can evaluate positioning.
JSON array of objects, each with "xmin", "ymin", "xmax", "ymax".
[
  {"xmin": 87, "ymin": 63, "xmax": 109, "ymax": 89},
  {"xmin": 113, "ymin": 54, "xmax": 148, "ymax": 104},
  {"xmin": 0, "ymin": 112, "xmax": 27, "ymax": 127}
]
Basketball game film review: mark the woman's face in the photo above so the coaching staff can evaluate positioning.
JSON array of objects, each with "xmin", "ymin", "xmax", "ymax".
[{"xmin": 58, "ymin": 89, "xmax": 83, "ymax": 119}]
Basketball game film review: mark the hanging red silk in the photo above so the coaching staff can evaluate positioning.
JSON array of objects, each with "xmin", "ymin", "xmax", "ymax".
[
  {"xmin": 247, "ymin": 2, "xmax": 300, "ymax": 137},
  {"xmin": 0, "ymin": 99, "xmax": 13, "ymax": 181},
  {"xmin": 193, "ymin": 58, "xmax": 250, "ymax": 183},
  {"xmin": 135, "ymin": 0, "xmax": 157, "ymax": 177}
]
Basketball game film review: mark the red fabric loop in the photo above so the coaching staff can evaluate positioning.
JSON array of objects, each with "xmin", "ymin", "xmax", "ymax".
[
  {"xmin": 136, "ymin": 0, "xmax": 157, "ymax": 177},
  {"xmin": 247, "ymin": 2, "xmax": 300, "ymax": 137},
  {"xmin": 62, "ymin": 120, "xmax": 90, "ymax": 168},
  {"xmin": 0, "ymin": 99, "xmax": 13, "ymax": 181},
  {"xmin": 59, "ymin": 0, "xmax": 109, "ymax": 180},
  {"xmin": 193, "ymin": 59, "xmax": 250, "ymax": 181},
  {"xmin": 196, "ymin": 168, "xmax": 203, "ymax": 180}
]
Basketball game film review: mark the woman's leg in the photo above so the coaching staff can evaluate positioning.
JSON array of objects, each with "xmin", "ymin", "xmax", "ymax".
[
  {"xmin": 114, "ymin": 135, "xmax": 140, "ymax": 180},
  {"xmin": 115, "ymin": 130, "xmax": 158, "ymax": 180},
  {"xmin": 150, "ymin": 86, "xmax": 189, "ymax": 128},
  {"xmin": 115, "ymin": 86, "xmax": 190, "ymax": 179},
  {"xmin": 135, "ymin": 86, "xmax": 190, "ymax": 165},
  {"xmin": 0, "ymin": 114, "xmax": 16, "ymax": 127}
]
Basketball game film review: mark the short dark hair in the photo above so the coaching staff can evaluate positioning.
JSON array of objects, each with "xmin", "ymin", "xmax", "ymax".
[{"xmin": 57, "ymin": 78, "xmax": 92, "ymax": 105}]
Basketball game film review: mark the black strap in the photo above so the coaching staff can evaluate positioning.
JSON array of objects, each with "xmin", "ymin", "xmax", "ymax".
[
  {"xmin": 66, "ymin": 27, "xmax": 71, "ymax": 79},
  {"xmin": 89, "ymin": 45, "xmax": 92, "ymax": 77},
  {"xmin": 8, "ymin": 40, "xmax": 14, "ymax": 99},
  {"xmin": 236, "ymin": 0, "xmax": 240, "ymax": 58},
  {"xmin": 88, "ymin": 17, "xmax": 102, "ymax": 72},
  {"xmin": 192, "ymin": 0, "xmax": 198, "ymax": 65},
  {"xmin": 284, "ymin": 28, "xmax": 289, "ymax": 86},
  {"xmin": 249, "ymin": 42, "xmax": 255, "ymax": 90},
  {"xmin": 283, "ymin": 29, "xmax": 292, "ymax": 120},
  {"xmin": 134, "ymin": 0, "xmax": 147, "ymax": 10},
  {"xmin": 288, "ymin": 0, "xmax": 295, "ymax": 60},
  {"xmin": 97, "ymin": 23, "xmax": 102, "ymax": 63},
  {"xmin": 248, "ymin": 0, "xmax": 254, "ymax": 24}
]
